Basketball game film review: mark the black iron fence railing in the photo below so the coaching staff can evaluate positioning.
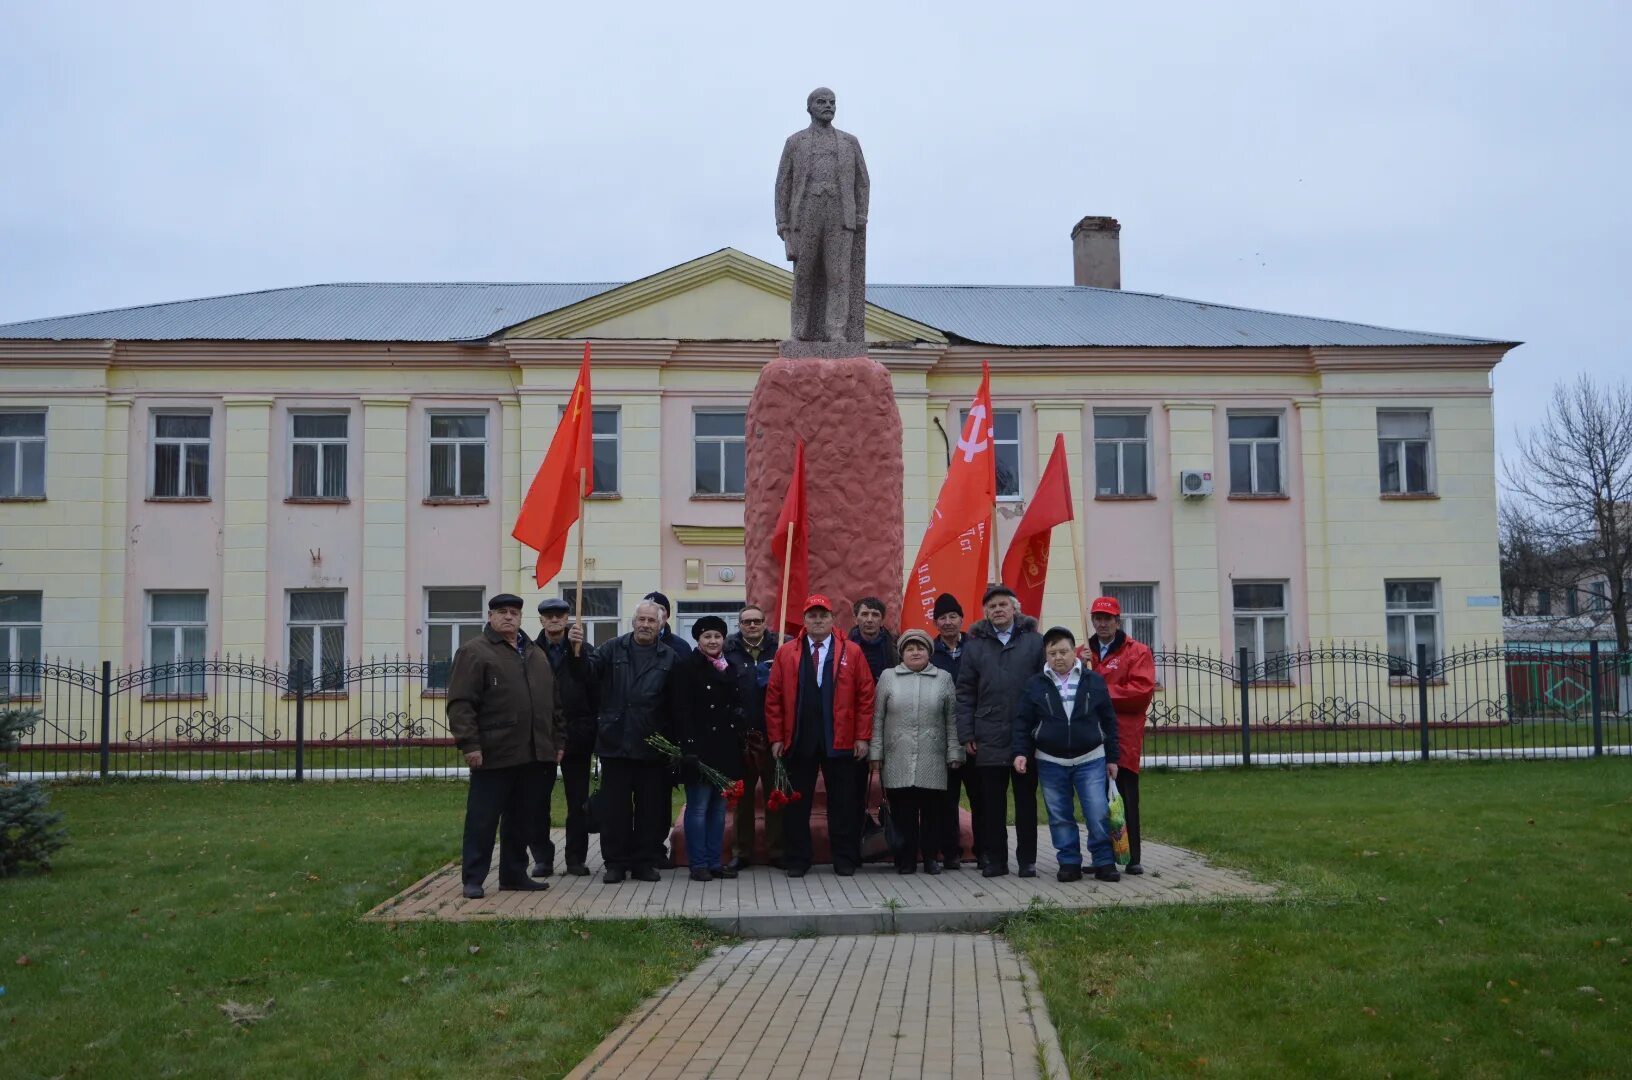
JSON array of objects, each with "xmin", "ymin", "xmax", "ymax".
[{"xmin": 2, "ymin": 643, "xmax": 1629, "ymax": 779}]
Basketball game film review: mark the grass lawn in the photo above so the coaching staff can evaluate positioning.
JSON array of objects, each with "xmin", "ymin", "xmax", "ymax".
[
  {"xmin": 1004, "ymin": 758, "xmax": 1632, "ymax": 1079},
  {"xmin": 0, "ymin": 780, "xmax": 721, "ymax": 1079}
]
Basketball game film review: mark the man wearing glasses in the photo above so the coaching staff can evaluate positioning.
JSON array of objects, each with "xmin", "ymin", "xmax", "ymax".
[{"xmin": 724, "ymin": 604, "xmax": 783, "ymax": 870}]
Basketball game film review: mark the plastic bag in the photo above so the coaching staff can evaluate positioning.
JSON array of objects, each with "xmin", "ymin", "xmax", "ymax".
[{"xmin": 1106, "ymin": 778, "xmax": 1131, "ymax": 866}]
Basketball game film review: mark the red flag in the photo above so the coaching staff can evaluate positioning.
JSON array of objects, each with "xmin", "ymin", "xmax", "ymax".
[
  {"xmin": 512, "ymin": 343, "xmax": 594, "ymax": 587},
  {"xmin": 1001, "ymin": 433, "xmax": 1075, "ymax": 618},
  {"xmin": 902, "ymin": 362, "xmax": 998, "ymax": 633},
  {"xmin": 770, "ymin": 440, "xmax": 810, "ymax": 636}
]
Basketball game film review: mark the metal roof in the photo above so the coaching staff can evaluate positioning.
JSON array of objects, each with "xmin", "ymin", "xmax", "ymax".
[{"xmin": 0, "ymin": 277, "xmax": 1510, "ymax": 349}]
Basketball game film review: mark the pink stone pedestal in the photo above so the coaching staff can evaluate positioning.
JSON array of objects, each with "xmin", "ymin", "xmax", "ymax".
[{"xmin": 743, "ymin": 355, "xmax": 904, "ymax": 632}]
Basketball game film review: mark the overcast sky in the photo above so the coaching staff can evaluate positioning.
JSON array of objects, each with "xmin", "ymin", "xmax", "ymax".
[{"xmin": 2, "ymin": 1, "xmax": 1627, "ymax": 464}]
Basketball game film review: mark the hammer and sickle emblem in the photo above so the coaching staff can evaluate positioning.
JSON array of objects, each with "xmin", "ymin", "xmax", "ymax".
[{"xmin": 958, "ymin": 405, "xmax": 991, "ymax": 463}]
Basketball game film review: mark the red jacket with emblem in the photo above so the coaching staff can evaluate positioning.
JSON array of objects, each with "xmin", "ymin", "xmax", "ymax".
[
  {"xmin": 765, "ymin": 633, "xmax": 876, "ymax": 752},
  {"xmin": 1081, "ymin": 632, "xmax": 1157, "ymax": 772}
]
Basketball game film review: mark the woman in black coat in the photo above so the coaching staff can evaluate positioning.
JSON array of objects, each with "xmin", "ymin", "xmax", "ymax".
[{"xmin": 668, "ymin": 616, "xmax": 746, "ymax": 881}]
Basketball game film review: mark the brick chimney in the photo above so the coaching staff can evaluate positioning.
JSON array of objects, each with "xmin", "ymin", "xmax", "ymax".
[{"xmin": 1071, "ymin": 216, "xmax": 1121, "ymax": 289}]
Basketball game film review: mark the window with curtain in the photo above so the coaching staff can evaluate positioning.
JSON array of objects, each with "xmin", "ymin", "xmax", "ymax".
[
  {"xmin": 290, "ymin": 412, "xmax": 348, "ymax": 499},
  {"xmin": 289, "ymin": 590, "xmax": 346, "ymax": 690},
  {"xmin": 1232, "ymin": 581, "xmax": 1290, "ymax": 679},
  {"xmin": 1378, "ymin": 409, "xmax": 1433, "ymax": 495},
  {"xmin": 147, "ymin": 591, "xmax": 207, "ymax": 695},
  {"xmin": 428, "ymin": 413, "xmax": 487, "ymax": 498},
  {"xmin": 1385, "ymin": 580, "xmax": 1441, "ymax": 676},
  {"xmin": 1227, "ymin": 413, "xmax": 1283, "ymax": 495},
  {"xmin": 1098, "ymin": 583, "xmax": 1159, "ymax": 647},
  {"xmin": 425, "ymin": 588, "xmax": 486, "ymax": 689},
  {"xmin": 152, "ymin": 413, "xmax": 211, "ymax": 498},
  {"xmin": 0, "ymin": 591, "xmax": 43, "ymax": 698},
  {"xmin": 561, "ymin": 584, "xmax": 621, "ymax": 647},
  {"xmin": 0, "ymin": 411, "xmax": 46, "ymax": 499}
]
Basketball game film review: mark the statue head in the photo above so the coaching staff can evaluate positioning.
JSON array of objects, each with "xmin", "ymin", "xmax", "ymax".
[{"xmin": 806, "ymin": 87, "xmax": 836, "ymax": 124}]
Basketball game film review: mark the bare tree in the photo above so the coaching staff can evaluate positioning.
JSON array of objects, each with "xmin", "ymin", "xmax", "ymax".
[
  {"xmin": 1498, "ymin": 501, "xmax": 1579, "ymax": 616},
  {"xmin": 1505, "ymin": 374, "xmax": 1632, "ymax": 650}
]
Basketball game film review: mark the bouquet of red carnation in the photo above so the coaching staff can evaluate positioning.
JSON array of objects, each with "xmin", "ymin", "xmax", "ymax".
[
  {"xmin": 645, "ymin": 733, "xmax": 742, "ymax": 803},
  {"xmin": 765, "ymin": 756, "xmax": 804, "ymax": 812}
]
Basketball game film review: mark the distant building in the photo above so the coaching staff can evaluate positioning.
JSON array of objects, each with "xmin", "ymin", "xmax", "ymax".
[{"xmin": 0, "ymin": 220, "xmax": 1518, "ymax": 690}]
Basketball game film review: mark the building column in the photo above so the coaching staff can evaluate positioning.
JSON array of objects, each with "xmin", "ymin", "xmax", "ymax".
[
  {"xmin": 1033, "ymin": 400, "xmax": 1086, "ymax": 630},
  {"xmin": 221, "ymin": 397, "xmax": 273, "ymax": 659},
  {"xmin": 362, "ymin": 397, "xmax": 410, "ymax": 658},
  {"xmin": 99, "ymin": 399, "xmax": 132, "ymax": 663},
  {"xmin": 1294, "ymin": 399, "xmax": 1330, "ymax": 643},
  {"xmin": 1165, "ymin": 402, "xmax": 1222, "ymax": 654}
]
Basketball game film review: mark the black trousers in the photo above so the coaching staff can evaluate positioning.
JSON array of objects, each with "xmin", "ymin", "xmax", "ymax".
[
  {"xmin": 522, "ymin": 761, "xmax": 560, "ymax": 871},
  {"xmin": 599, "ymin": 757, "xmax": 669, "ymax": 872},
  {"xmin": 784, "ymin": 754, "xmax": 863, "ymax": 871},
  {"xmin": 531, "ymin": 753, "xmax": 592, "ymax": 869},
  {"xmin": 886, "ymin": 786, "xmax": 943, "ymax": 869},
  {"xmin": 940, "ymin": 764, "xmax": 982, "ymax": 864},
  {"xmin": 974, "ymin": 762, "xmax": 1037, "ymax": 871},
  {"xmin": 1116, "ymin": 768, "xmax": 1141, "ymax": 865},
  {"xmin": 462, "ymin": 761, "xmax": 549, "ymax": 888}
]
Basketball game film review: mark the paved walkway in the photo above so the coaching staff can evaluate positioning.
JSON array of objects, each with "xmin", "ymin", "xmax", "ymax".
[
  {"xmin": 564, "ymin": 934, "xmax": 1068, "ymax": 1080},
  {"xmin": 367, "ymin": 828, "xmax": 1274, "ymax": 936}
]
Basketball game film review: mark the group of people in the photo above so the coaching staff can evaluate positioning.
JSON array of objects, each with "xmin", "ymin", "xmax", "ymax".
[{"xmin": 446, "ymin": 583, "xmax": 1155, "ymax": 897}]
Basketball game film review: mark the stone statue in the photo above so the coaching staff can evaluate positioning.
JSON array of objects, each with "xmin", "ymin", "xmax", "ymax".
[{"xmin": 775, "ymin": 87, "xmax": 870, "ymax": 346}]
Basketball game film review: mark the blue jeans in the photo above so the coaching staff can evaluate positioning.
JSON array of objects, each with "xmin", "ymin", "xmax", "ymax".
[
  {"xmin": 1037, "ymin": 757, "xmax": 1113, "ymax": 868},
  {"xmin": 683, "ymin": 782, "xmax": 727, "ymax": 870}
]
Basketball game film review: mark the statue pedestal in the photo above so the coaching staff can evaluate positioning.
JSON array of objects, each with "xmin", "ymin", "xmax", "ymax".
[{"xmin": 743, "ymin": 353, "xmax": 904, "ymax": 630}]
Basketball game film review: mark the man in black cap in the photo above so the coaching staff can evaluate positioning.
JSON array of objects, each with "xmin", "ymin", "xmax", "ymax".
[
  {"xmin": 929, "ymin": 592, "xmax": 979, "ymax": 868},
  {"xmin": 642, "ymin": 591, "xmax": 693, "ymax": 658},
  {"xmin": 569, "ymin": 599, "xmax": 676, "ymax": 883},
  {"xmin": 528, "ymin": 597, "xmax": 598, "ymax": 877},
  {"xmin": 446, "ymin": 593, "xmax": 564, "ymax": 899}
]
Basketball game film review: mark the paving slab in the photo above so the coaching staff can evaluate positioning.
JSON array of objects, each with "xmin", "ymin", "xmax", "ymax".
[
  {"xmin": 366, "ymin": 828, "xmax": 1276, "ymax": 935},
  {"xmin": 563, "ymin": 935, "xmax": 1068, "ymax": 1080}
]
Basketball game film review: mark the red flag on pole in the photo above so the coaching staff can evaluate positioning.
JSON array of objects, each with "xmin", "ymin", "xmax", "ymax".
[
  {"xmin": 1001, "ymin": 433, "xmax": 1075, "ymax": 619},
  {"xmin": 902, "ymin": 362, "xmax": 998, "ymax": 633},
  {"xmin": 512, "ymin": 343, "xmax": 594, "ymax": 587},
  {"xmin": 770, "ymin": 440, "xmax": 810, "ymax": 636}
]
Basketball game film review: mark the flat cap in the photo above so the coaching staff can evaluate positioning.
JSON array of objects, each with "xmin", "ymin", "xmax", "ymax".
[{"xmin": 488, "ymin": 593, "xmax": 525, "ymax": 611}]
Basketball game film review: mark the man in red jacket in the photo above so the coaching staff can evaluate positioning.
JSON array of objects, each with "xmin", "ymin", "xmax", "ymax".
[
  {"xmin": 1081, "ymin": 596, "xmax": 1157, "ymax": 874},
  {"xmin": 766, "ymin": 593, "xmax": 875, "ymax": 876}
]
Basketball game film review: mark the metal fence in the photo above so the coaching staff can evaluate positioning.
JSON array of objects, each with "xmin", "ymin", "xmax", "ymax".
[{"xmin": 3, "ymin": 643, "xmax": 1630, "ymax": 779}]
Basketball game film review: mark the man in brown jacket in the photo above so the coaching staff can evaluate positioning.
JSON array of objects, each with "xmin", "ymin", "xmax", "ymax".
[{"xmin": 448, "ymin": 593, "xmax": 565, "ymax": 899}]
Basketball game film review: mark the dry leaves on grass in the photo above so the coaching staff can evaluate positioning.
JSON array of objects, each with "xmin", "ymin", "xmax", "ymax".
[{"xmin": 218, "ymin": 998, "xmax": 275, "ymax": 1027}]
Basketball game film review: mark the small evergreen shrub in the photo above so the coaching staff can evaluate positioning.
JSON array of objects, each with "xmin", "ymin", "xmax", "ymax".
[{"xmin": 1, "ymin": 706, "xmax": 67, "ymax": 876}]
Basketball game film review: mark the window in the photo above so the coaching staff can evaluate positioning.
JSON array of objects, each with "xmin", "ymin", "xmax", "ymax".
[
  {"xmin": 1098, "ymin": 583, "xmax": 1158, "ymax": 648},
  {"xmin": 1536, "ymin": 590, "xmax": 1552, "ymax": 617},
  {"xmin": 426, "ymin": 587, "xmax": 486, "ymax": 689},
  {"xmin": 693, "ymin": 411, "xmax": 746, "ymax": 496},
  {"xmin": 1232, "ymin": 582, "xmax": 1289, "ymax": 678},
  {"xmin": 561, "ymin": 584, "xmax": 620, "ymax": 648},
  {"xmin": 1385, "ymin": 580, "xmax": 1441, "ymax": 676},
  {"xmin": 676, "ymin": 600, "xmax": 744, "ymax": 639},
  {"xmin": 151, "ymin": 413, "xmax": 211, "ymax": 498},
  {"xmin": 147, "ymin": 592, "xmax": 207, "ymax": 695},
  {"xmin": 288, "ymin": 590, "xmax": 346, "ymax": 690},
  {"xmin": 0, "ymin": 591, "xmax": 43, "ymax": 699},
  {"xmin": 1586, "ymin": 579, "xmax": 1610, "ymax": 612},
  {"xmin": 0, "ymin": 411, "xmax": 46, "ymax": 499},
  {"xmin": 1094, "ymin": 412, "xmax": 1150, "ymax": 496},
  {"xmin": 960, "ymin": 407, "xmax": 1020, "ymax": 498},
  {"xmin": 1227, "ymin": 413, "xmax": 1283, "ymax": 495},
  {"xmin": 428, "ymin": 412, "xmax": 487, "ymax": 498},
  {"xmin": 1378, "ymin": 409, "xmax": 1433, "ymax": 495},
  {"xmin": 290, "ymin": 412, "xmax": 348, "ymax": 499}
]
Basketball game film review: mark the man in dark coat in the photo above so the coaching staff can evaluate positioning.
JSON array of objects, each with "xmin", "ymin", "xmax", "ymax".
[
  {"xmin": 846, "ymin": 595, "xmax": 897, "ymax": 843},
  {"xmin": 447, "ymin": 593, "xmax": 564, "ymax": 899},
  {"xmin": 529, "ymin": 596, "xmax": 598, "ymax": 877},
  {"xmin": 955, "ymin": 585, "xmax": 1045, "ymax": 878},
  {"xmin": 569, "ymin": 599, "xmax": 676, "ymax": 883},
  {"xmin": 643, "ymin": 590, "xmax": 693, "ymax": 658},
  {"xmin": 928, "ymin": 592, "xmax": 980, "ymax": 868},
  {"xmin": 723, "ymin": 604, "xmax": 782, "ymax": 870}
]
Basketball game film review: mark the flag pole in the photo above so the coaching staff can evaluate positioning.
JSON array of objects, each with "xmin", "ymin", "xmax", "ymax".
[
  {"xmin": 777, "ymin": 518, "xmax": 796, "ymax": 640},
  {"xmin": 1067, "ymin": 466, "xmax": 1088, "ymax": 628},
  {"xmin": 573, "ymin": 467, "xmax": 587, "ymax": 656}
]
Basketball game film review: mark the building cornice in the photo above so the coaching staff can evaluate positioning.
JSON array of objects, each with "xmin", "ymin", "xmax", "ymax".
[{"xmin": 0, "ymin": 340, "xmax": 116, "ymax": 367}]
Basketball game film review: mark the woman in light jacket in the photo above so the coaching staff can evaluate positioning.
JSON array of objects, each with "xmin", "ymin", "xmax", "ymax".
[{"xmin": 869, "ymin": 628, "xmax": 965, "ymax": 874}]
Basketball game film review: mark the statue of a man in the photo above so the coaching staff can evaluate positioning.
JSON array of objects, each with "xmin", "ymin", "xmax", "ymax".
[{"xmin": 775, "ymin": 87, "xmax": 870, "ymax": 344}]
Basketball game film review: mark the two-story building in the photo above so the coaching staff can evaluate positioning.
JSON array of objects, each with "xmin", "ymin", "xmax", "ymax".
[{"xmin": 0, "ymin": 218, "xmax": 1517, "ymax": 696}]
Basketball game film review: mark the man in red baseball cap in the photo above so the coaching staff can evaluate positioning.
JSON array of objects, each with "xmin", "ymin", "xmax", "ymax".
[
  {"xmin": 764, "ymin": 593, "xmax": 876, "ymax": 876},
  {"xmin": 1081, "ymin": 596, "xmax": 1156, "ymax": 874}
]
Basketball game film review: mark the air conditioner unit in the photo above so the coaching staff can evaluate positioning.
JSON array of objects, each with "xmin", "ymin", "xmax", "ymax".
[{"xmin": 1179, "ymin": 469, "xmax": 1214, "ymax": 497}]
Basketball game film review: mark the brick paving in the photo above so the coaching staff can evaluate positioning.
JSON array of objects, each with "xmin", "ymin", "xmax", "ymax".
[
  {"xmin": 563, "ymin": 934, "xmax": 1069, "ymax": 1080},
  {"xmin": 366, "ymin": 827, "xmax": 1275, "ymax": 935}
]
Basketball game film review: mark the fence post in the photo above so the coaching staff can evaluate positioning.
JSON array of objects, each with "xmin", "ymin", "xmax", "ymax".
[
  {"xmin": 1416, "ymin": 642, "xmax": 1431, "ymax": 762},
  {"xmin": 1590, "ymin": 640, "xmax": 1604, "ymax": 758},
  {"xmin": 293, "ymin": 659, "xmax": 307, "ymax": 782},
  {"xmin": 1238, "ymin": 646, "xmax": 1252, "ymax": 766},
  {"xmin": 99, "ymin": 660, "xmax": 112, "ymax": 779}
]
